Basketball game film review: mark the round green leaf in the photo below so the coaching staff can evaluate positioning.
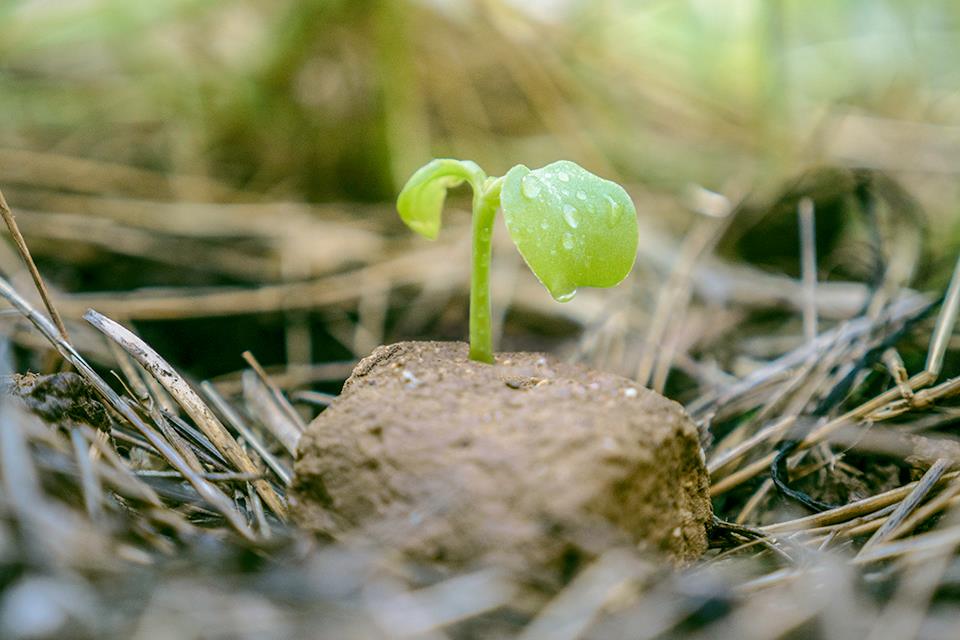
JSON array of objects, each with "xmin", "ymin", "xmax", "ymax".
[
  {"xmin": 396, "ymin": 159, "xmax": 484, "ymax": 240},
  {"xmin": 500, "ymin": 160, "xmax": 638, "ymax": 302}
]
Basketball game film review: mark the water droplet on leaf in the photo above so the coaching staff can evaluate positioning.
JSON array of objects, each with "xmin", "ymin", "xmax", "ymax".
[
  {"xmin": 576, "ymin": 190, "xmax": 587, "ymax": 201},
  {"xmin": 557, "ymin": 171, "xmax": 570, "ymax": 182},
  {"xmin": 521, "ymin": 175, "xmax": 542, "ymax": 199},
  {"xmin": 562, "ymin": 233, "xmax": 574, "ymax": 250},
  {"xmin": 605, "ymin": 194, "xmax": 622, "ymax": 227},
  {"xmin": 554, "ymin": 288, "xmax": 577, "ymax": 302},
  {"xmin": 562, "ymin": 205, "xmax": 579, "ymax": 229}
]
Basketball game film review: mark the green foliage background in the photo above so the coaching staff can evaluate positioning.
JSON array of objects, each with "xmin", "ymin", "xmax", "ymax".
[
  {"xmin": 3, "ymin": 0, "xmax": 960, "ymax": 312},
  {"xmin": 3, "ymin": 1, "xmax": 958, "ymax": 200}
]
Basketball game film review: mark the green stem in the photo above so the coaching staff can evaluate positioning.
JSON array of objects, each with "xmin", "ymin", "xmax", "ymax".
[{"xmin": 469, "ymin": 179, "xmax": 502, "ymax": 363}]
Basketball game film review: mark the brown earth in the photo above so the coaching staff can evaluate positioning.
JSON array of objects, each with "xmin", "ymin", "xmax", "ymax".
[{"xmin": 291, "ymin": 341, "xmax": 711, "ymax": 579}]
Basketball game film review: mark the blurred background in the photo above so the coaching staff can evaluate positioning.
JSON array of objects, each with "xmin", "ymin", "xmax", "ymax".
[
  {"xmin": 3, "ymin": 0, "xmax": 960, "ymax": 386},
  {"xmin": 3, "ymin": 2, "xmax": 960, "ymax": 637}
]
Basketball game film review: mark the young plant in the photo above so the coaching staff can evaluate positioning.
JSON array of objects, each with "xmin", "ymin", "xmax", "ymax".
[{"xmin": 397, "ymin": 159, "xmax": 638, "ymax": 363}]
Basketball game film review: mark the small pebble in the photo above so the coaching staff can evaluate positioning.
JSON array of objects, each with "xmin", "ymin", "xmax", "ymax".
[{"xmin": 402, "ymin": 370, "xmax": 422, "ymax": 389}]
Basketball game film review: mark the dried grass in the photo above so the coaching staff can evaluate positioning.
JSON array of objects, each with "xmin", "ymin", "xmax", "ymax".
[{"xmin": 1, "ymin": 158, "xmax": 959, "ymax": 639}]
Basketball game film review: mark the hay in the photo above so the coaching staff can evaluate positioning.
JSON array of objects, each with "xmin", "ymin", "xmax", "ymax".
[{"xmin": 2, "ymin": 162, "xmax": 960, "ymax": 638}]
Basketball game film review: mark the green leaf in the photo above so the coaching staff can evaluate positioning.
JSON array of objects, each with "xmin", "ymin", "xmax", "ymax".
[
  {"xmin": 396, "ymin": 159, "xmax": 484, "ymax": 240},
  {"xmin": 500, "ymin": 160, "xmax": 638, "ymax": 302}
]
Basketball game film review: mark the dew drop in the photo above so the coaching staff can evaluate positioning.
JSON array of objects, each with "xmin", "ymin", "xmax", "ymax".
[
  {"xmin": 562, "ymin": 232, "xmax": 574, "ymax": 250},
  {"xmin": 557, "ymin": 171, "xmax": 570, "ymax": 182},
  {"xmin": 540, "ymin": 221, "xmax": 548, "ymax": 230},
  {"xmin": 554, "ymin": 288, "xmax": 577, "ymax": 302},
  {"xmin": 562, "ymin": 204, "xmax": 579, "ymax": 229},
  {"xmin": 605, "ymin": 194, "xmax": 622, "ymax": 227},
  {"xmin": 576, "ymin": 190, "xmax": 587, "ymax": 201},
  {"xmin": 521, "ymin": 174, "xmax": 542, "ymax": 199}
]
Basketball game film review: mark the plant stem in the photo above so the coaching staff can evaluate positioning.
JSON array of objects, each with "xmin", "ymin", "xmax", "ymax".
[{"xmin": 469, "ymin": 180, "xmax": 502, "ymax": 363}]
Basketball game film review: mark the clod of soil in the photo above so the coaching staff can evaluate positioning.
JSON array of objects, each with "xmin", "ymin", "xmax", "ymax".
[
  {"xmin": 292, "ymin": 341, "xmax": 711, "ymax": 577},
  {"xmin": 10, "ymin": 372, "xmax": 111, "ymax": 430}
]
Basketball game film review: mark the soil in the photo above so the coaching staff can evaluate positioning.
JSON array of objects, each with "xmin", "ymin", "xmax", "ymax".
[
  {"xmin": 10, "ymin": 372, "xmax": 111, "ymax": 430},
  {"xmin": 791, "ymin": 456, "xmax": 904, "ymax": 508},
  {"xmin": 291, "ymin": 341, "xmax": 711, "ymax": 580}
]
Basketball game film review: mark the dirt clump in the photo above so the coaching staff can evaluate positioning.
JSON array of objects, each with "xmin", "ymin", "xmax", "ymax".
[
  {"xmin": 292, "ymin": 341, "xmax": 711, "ymax": 577},
  {"xmin": 9, "ymin": 372, "xmax": 111, "ymax": 430}
]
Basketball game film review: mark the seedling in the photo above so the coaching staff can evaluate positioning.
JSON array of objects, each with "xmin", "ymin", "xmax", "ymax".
[{"xmin": 397, "ymin": 159, "xmax": 638, "ymax": 363}]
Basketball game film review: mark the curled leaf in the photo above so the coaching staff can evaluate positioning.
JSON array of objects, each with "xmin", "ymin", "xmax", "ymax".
[
  {"xmin": 396, "ymin": 159, "xmax": 484, "ymax": 239},
  {"xmin": 500, "ymin": 160, "xmax": 638, "ymax": 301}
]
